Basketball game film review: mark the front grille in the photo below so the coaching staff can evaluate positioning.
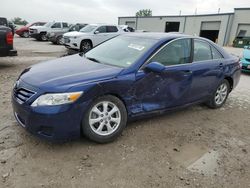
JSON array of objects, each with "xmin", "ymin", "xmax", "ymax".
[{"xmin": 13, "ymin": 87, "xmax": 36, "ymax": 104}]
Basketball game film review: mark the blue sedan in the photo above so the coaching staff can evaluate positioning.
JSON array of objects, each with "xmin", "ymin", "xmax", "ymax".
[{"xmin": 12, "ymin": 33, "xmax": 241, "ymax": 143}]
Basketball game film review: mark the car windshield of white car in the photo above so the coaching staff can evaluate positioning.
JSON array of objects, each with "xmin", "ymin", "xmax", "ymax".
[
  {"xmin": 80, "ymin": 25, "xmax": 97, "ymax": 33},
  {"xmin": 85, "ymin": 36, "xmax": 157, "ymax": 68},
  {"xmin": 44, "ymin": 22, "xmax": 53, "ymax": 27}
]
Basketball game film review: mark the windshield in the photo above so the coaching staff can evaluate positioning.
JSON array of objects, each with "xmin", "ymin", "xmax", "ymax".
[
  {"xmin": 85, "ymin": 36, "xmax": 157, "ymax": 68},
  {"xmin": 80, "ymin": 25, "xmax": 97, "ymax": 33},
  {"xmin": 44, "ymin": 22, "xmax": 53, "ymax": 28}
]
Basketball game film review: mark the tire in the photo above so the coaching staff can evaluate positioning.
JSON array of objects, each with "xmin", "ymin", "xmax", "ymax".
[
  {"xmin": 56, "ymin": 35, "xmax": 63, "ymax": 45},
  {"xmin": 82, "ymin": 95, "xmax": 127, "ymax": 143},
  {"xmin": 22, "ymin": 31, "xmax": 29, "ymax": 38},
  {"xmin": 40, "ymin": 33, "xmax": 47, "ymax": 41},
  {"xmin": 80, "ymin": 40, "xmax": 92, "ymax": 53},
  {"xmin": 206, "ymin": 79, "xmax": 230, "ymax": 109}
]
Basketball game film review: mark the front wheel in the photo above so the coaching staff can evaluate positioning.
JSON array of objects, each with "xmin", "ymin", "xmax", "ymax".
[
  {"xmin": 206, "ymin": 79, "xmax": 230, "ymax": 109},
  {"xmin": 80, "ymin": 40, "xmax": 92, "ymax": 53},
  {"xmin": 22, "ymin": 31, "xmax": 29, "ymax": 38},
  {"xmin": 82, "ymin": 95, "xmax": 127, "ymax": 143},
  {"xmin": 40, "ymin": 33, "xmax": 47, "ymax": 41}
]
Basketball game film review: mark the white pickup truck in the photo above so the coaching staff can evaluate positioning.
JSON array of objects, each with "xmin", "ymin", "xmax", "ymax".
[
  {"xmin": 29, "ymin": 21, "xmax": 69, "ymax": 41},
  {"xmin": 63, "ymin": 24, "xmax": 124, "ymax": 52}
]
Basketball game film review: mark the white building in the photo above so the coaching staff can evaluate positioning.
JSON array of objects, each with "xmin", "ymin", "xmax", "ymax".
[{"xmin": 118, "ymin": 8, "xmax": 250, "ymax": 46}]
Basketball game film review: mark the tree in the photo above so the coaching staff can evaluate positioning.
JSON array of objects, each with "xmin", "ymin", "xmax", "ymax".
[
  {"xmin": 136, "ymin": 9, "xmax": 152, "ymax": 17},
  {"xmin": 11, "ymin": 17, "xmax": 28, "ymax": 25}
]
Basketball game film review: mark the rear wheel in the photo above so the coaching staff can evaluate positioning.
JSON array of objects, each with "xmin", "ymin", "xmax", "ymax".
[
  {"xmin": 82, "ymin": 95, "xmax": 127, "ymax": 143},
  {"xmin": 80, "ymin": 40, "xmax": 92, "ymax": 53},
  {"xmin": 206, "ymin": 79, "xmax": 230, "ymax": 109}
]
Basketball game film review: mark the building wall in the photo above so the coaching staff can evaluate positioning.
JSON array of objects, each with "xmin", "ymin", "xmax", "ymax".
[
  {"xmin": 184, "ymin": 15, "xmax": 230, "ymax": 46},
  {"xmin": 229, "ymin": 9, "xmax": 250, "ymax": 44},
  {"xmin": 118, "ymin": 8, "xmax": 250, "ymax": 46}
]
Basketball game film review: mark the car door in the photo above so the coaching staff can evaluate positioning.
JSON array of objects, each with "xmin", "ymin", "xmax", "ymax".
[
  {"xmin": 132, "ymin": 38, "xmax": 193, "ymax": 113},
  {"xmin": 62, "ymin": 22, "xmax": 69, "ymax": 32},
  {"xmin": 187, "ymin": 39, "xmax": 225, "ymax": 102},
  {"xmin": 92, "ymin": 26, "xmax": 109, "ymax": 46}
]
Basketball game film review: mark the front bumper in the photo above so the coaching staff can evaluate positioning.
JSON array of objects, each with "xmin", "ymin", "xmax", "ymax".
[
  {"xmin": 63, "ymin": 37, "xmax": 79, "ymax": 50},
  {"xmin": 241, "ymin": 59, "xmax": 250, "ymax": 73},
  {"xmin": 12, "ymin": 89, "xmax": 90, "ymax": 141},
  {"xmin": 29, "ymin": 33, "xmax": 40, "ymax": 39}
]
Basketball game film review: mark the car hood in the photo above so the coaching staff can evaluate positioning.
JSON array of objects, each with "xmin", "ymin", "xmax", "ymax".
[
  {"xmin": 16, "ymin": 26, "xmax": 28, "ymax": 31},
  {"xmin": 20, "ymin": 54, "xmax": 123, "ymax": 92},
  {"xmin": 63, "ymin": 31, "xmax": 91, "ymax": 37},
  {"xmin": 243, "ymin": 49, "xmax": 250, "ymax": 59}
]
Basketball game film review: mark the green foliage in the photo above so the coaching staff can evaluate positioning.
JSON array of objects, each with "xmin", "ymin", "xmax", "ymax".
[
  {"xmin": 11, "ymin": 17, "xmax": 28, "ymax": 25},
  {"xmin": 136, "ymin": 9, "xmax": 152, "ymax": 17}
]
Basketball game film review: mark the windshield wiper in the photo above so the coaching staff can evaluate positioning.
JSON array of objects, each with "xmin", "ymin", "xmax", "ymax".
[{"xmin": 86, "ymin": 57, "xmax": 101, "ymax": 63}]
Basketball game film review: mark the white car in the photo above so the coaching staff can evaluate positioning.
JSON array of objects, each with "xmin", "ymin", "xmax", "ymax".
[
  {"xmin": 63, "ymin": 24, "xmax": 124, "ymax": 52},
  {"xmin": 29, "ymin": 22, "xmax": 69, "ymax": 41}
]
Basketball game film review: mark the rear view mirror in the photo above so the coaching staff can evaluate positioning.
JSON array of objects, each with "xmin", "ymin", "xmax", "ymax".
[{"xmin": 144, "ymin": 62, "xmax": 165, "ymax": 73}]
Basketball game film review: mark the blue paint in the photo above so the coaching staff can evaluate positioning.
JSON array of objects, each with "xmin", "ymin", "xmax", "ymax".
[{"xmin": 12, "ymin": 33, "xmax": 241, "ymax": 141}]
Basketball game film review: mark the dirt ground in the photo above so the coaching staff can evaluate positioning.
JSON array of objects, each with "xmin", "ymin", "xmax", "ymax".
[{"xmin": 0, "ymin": 37, "xmax": 250, "ymax": 188}]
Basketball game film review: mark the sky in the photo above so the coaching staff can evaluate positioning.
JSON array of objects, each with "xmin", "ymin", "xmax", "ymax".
[{"xmin": 1, "ymin": 0, "xmax": 250, "ymax": 24}]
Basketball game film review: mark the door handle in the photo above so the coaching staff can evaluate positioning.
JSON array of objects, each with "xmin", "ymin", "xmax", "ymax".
[{"xmin": 182, "ymin": 70, "xmax": 192, "ymax": 74}]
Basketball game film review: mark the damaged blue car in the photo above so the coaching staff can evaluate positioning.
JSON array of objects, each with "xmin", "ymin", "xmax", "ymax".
[{"xmin": 12, "ymin": 33, "xmax": 241, "ymax": 143}]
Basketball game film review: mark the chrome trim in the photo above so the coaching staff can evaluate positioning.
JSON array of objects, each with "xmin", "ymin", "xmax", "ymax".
[{"xmin": 14, "ymin": 112, "xmax": 26, "ymax": 128}]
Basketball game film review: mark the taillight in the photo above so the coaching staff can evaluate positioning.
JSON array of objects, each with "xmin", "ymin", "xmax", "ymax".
[{"xmin": 6, "ymin": 32, "xmax": 13, "ymax": 45}]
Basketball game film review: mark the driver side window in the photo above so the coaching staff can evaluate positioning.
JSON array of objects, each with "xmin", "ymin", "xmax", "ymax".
[
  {"xmin": 51, "ymin": 22, "xmax": 61, "ymax": 28},
  {"xmin": 150, "ymin": 38, "xmax": 191, "ymax": 66},
  {"xmin": 96, "ymin": 26, "xmax": 107, "ymax": 33}
]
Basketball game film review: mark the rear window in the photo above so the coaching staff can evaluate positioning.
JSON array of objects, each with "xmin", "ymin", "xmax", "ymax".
[
  {"xmin": 193, "ymin": 40, "xmax": 212, "ymax": 62},
  {"xmin": 107, "ymin": 26, "xmax": 118, "ymax": 33}
]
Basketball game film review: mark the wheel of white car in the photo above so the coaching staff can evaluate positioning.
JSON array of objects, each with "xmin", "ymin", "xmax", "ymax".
[
  {"xmin": 40, "ymin": 33, "xmax": 47, "ymax": 41},
  {"xmin": 80, "ymin": 40, "xmax": 92, "ymax": 53},
  {"xmin": 206, "ymin": 79, "xmax": 230, "ymax": 109},
  {"xmin": 82, "ymin": 95, "xmax": 127, "ymax": 143}
]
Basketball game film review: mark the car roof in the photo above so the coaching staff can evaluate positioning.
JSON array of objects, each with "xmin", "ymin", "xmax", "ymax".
[{"xmin": 88, "ymin": 23, "xmax": 118, "ymax": 27}]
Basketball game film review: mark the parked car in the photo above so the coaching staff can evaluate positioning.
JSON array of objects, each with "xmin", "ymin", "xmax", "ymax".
[
  {"xmin": 0, "ymin": 17, "xmax": 17, "ymax": 56},
  {"xmin": 12, "ymin": 33, "xmax": 241, "ymax": 143},
  {"xmin": 63, "ymin": 24, "xmax": 124, "ymax": 52},
  {"xmin": 119, "ymin": 25, "xmax": 135, "ymax": 32},
  {"xmin": 15, "ymin": 22, "xmax": 46, "ymax": 38},
  {"xmin": 240, "ymin": 45, "xmax": 250, "ymax": 72},
  {"xmin": 47, "ymin": 23, "xmax": 87, "ymax": 45},
  {"xmin": 29, "ymin": 21, "xmax": 69, "ymax": 41}
]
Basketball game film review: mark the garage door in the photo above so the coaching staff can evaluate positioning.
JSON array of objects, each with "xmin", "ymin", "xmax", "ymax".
[
  {"xmin": 125, "ymin": 21, "xmax": 136, "ymax": 29},
  {"xmin": 237, "ymin": 24, "xmax": 250, "ymax": 37},
  {"xmin": 201, "ymin": 21, "xmax": 221, "ymax": 30}
]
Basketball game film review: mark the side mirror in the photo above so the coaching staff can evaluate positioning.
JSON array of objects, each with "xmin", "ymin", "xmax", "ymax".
[
  {"xmin": 144, "ymin": 62, "xmax": 165, "ymax": 73},
  {"xmin": 94, "ymin": 30, "xmax": 100, "ymax": 34}
]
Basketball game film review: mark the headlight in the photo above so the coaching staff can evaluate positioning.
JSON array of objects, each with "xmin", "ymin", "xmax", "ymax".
[{"xmin": 31, "ymin": 91, "xmax": 83, "ymax": 107}]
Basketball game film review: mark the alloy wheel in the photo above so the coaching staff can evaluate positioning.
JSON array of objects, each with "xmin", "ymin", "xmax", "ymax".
[
  {"xmin": 89, "ymin": 101, "xmax": 121, "ymax": 136},
  {"xmin": 214, "ymin": 83, "xmax": 228, "ymax": 105}
]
